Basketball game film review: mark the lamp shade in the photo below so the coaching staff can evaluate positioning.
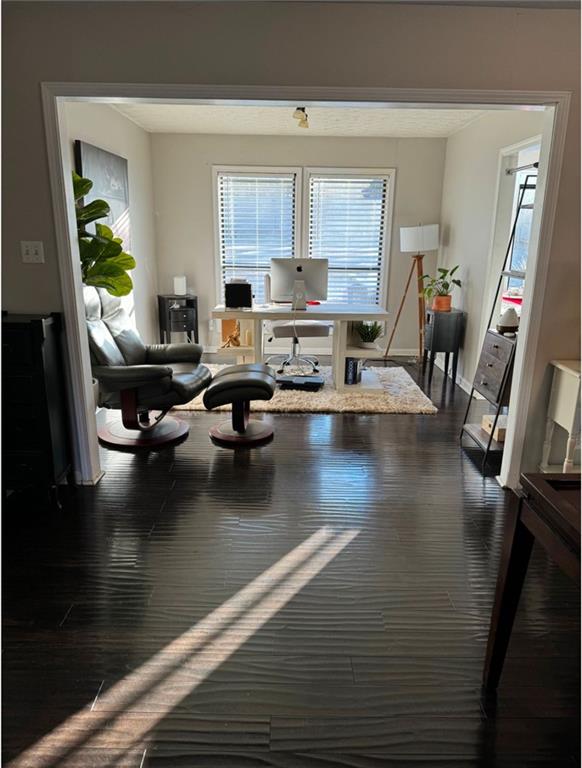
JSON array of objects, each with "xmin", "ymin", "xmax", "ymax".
[{"xmin": 400, "ymin": 224, "xmax": 440, "ymax": 254}]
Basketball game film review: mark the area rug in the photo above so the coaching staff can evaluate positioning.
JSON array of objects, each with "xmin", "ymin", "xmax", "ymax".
[{"xmin": 174, "ymin": 365, "xmax": 437, "ymax": 415}]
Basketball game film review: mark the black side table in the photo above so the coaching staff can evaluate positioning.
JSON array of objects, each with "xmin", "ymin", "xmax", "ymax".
[
  {"xmin": 423, "ymin": 307, "xmax": 466, "ymax": 387},
  {"xmin": 157, "ymin": 294, "xmax": 199, "ymax": 344}
]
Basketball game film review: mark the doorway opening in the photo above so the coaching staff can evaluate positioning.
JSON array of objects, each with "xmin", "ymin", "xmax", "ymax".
[{"xmin": 41, "ymin": 85, "xmax": 569, "ymax": 488}]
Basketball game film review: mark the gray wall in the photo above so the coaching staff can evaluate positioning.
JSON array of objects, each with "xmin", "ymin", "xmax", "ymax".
[{"xmin": 151, "ymin": 133, "xmax": 445, "ymax": 350}]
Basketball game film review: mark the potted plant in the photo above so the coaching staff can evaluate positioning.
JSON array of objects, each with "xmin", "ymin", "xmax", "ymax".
[
  {"xmin": 422, "ymin": 266, "xmax": 461, "ymax": 312},
  {"xmin": 355, "ymin": 321, "xmax": 383, "ymax": 349},
  {"xmin": 73, "ymin": 171, "xmax": 136, "ymax": 296}
]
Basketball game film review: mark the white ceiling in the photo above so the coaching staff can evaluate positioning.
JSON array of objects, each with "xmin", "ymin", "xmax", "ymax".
[{"xmin": 111, "ymin": 104, "xmax": 488, "ymax": 138}]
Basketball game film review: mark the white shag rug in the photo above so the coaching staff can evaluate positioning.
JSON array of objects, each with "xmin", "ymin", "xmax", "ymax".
[{"xmin": 174, "ymin": 365, "xmax": 437, "ymax": 415}]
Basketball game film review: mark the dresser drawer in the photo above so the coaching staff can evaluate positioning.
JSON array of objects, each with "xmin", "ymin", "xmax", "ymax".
[
  {"xmin": 482, "ymin": 332, "xmax": 513, "ymax": 364},
  {"xmin": 4, "ymin": 406, "xmax": 48, "ymax": 450},
  {"xmin": 170, "ymin": 308, "xmax": 195, "ymax": 321},
  {"xmin": 2, "ymin": 330, "xmax": 37, "ymax": 371},
  {"xmin": 170, "ymin": 309, "xmax": 196, "ymax": 331},
  {"xmin": 170, "ymin": 320, "xmax": 195, "ymax": 332},
  {"xmin": 3, "ymin": 451, "xmax": 50, "ymax": 489},
  {"xmin": 3, "ymin": 375, "xmax": 36, "ymax": 404},
  {"xmin": 474, "ymin": 351, "xmax": 507, "ymax": 402}
]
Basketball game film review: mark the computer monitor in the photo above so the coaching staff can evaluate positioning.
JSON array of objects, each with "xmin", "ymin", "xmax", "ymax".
[{"xmin": 270, "ymin": 258, "xmax": 328, "ymax": 302}]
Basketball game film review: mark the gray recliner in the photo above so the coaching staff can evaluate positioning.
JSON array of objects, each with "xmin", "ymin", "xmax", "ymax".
[{"xmin": 84, "ymin": 286, "xmax": 211, "ymax": 447}]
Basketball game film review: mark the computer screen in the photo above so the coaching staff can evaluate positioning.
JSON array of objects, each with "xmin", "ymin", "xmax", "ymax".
[{"xmin": 270, "ymin": 258, "xmax": 328, "ymax": 302}]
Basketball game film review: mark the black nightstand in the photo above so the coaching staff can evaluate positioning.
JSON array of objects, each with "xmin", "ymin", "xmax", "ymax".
[
  {"xmin": 423, "ymin": 308, "xmax": 466, "ymax": 387},
  {"xmin": 157, "ymin": 294, "xmax": 199, "ymax": 344}
]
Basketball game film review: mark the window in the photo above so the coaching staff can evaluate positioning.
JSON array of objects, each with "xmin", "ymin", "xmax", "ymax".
[
  {"xmin": 306, "ymin": 170, "xmax": 391, "ymax": 305},
  {"xmin": 216, "ymin": 168, "xmax": 299, "ymax": 304},
  {"xmin": 500, "ymin": 146, "xmax": 539, "ymax": 317},
  {"xmin": 215, "ymin": 166, "xmax": 392, "ymax": 306}
]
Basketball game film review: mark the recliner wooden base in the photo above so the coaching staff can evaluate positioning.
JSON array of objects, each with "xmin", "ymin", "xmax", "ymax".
[
  {"xmin": 98, "ymin": 414, "xmax": 189, "ymax": 450},
  {"xmin": 209, "ymin": 418, "xmax": 273, "ymax": 447}
]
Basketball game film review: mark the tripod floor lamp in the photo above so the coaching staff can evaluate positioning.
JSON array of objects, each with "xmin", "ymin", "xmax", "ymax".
[{"xmin": 384, "ymin": 224, "xmax": 440, "ymax": 360}]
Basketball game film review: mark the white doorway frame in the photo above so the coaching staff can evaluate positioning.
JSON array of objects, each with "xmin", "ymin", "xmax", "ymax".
[{"xmin": 41, "ymin": 83, "xmax": 570, "ymax": 486}]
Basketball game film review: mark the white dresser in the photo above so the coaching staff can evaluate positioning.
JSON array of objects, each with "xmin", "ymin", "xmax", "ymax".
[{"xmin": 541, "ymin": 360, "xmax": 581, "ymax": 473}]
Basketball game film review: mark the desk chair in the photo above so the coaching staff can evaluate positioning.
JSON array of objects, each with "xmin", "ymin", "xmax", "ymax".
[{"xmin": 266, "ymin": 320, "xmax": 331, "ymax": 374}]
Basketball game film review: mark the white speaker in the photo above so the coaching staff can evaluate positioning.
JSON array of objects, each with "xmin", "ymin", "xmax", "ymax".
[{"xmin": 173, "ymin": 276, "xmax": 187, "ymax": 295}]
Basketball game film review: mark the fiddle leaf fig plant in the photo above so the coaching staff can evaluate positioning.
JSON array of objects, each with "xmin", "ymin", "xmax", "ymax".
[
  {"xmin": 421, "ymin": 265, "xmax": 461, "ymax": 300},
  {"xmin": 73, "ymin": 171, "xmax": 136, "ymax": 296}
]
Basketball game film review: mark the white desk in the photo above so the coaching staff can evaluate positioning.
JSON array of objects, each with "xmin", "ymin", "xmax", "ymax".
[
  {"xmin": 211, "ymin": 303, "xmax": 390, "ymax": 392},
  {"xmin": 541, "ymin": 360, "xmax": 581, "ymax": 473}
]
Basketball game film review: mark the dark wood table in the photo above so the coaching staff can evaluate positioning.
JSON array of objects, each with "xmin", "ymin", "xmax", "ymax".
[
  {"xmin": 422, "ymin": 307, "xmax": 466, "ymax": 388},
  {"xmin": 483, "ymin": 472, "xmax": 580, "ymax": 690}
]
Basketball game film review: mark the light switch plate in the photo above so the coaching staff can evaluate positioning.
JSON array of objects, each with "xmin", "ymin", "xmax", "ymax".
[{"xmin": 21, "ymin": 241, "xmax": 45, "ymax": 264}]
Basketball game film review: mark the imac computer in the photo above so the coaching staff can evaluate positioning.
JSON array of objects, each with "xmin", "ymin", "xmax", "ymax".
[{"xmin": 270, "ymin": 258, "xmax": 328, "ymax": 304}]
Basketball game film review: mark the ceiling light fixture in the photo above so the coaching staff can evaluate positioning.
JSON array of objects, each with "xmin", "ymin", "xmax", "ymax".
[{"xmin": 293, "ymin": 107, "xmax": 309, "ymax": 129}]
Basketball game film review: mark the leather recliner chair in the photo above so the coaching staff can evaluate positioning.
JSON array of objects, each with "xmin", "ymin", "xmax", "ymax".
[{"xmin": 84, "ymin": 286, "xmax": 211, "ymax": 448}]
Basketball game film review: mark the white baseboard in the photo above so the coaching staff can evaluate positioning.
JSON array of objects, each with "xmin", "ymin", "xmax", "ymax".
[
  {"xmin": 206, "ymin": 345, "xmax": 419, "ymax": 357},
  {"xmin": 431, "ymin": 353, "xmax": 480, "ymax": 398},
  {"xmin": 540, "ymin": 462, "xmax": 581, "ymax": 474},
  {"xmin": 454, "ymin": 374, "xmax": 476, "ymax": 397},
  {"xmin": 384, "ymin": 348, "xmax": 419, "ymax": 358},
  {"xmin": 78, "ymin": 471, "xmax": 106, "ymax": 486},
  {"xmin": 95, "ymin": 406, "xmax": 108, "ymax": 429}
]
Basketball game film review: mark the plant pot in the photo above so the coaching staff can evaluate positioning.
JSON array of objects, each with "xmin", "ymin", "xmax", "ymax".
[
  {"xmin": 432, "ymin": 295, "xmax": 452, "ymax": 312},
  {"xmin": 358, "ymin": 341, "xmax": 380, "ymax": 349}
]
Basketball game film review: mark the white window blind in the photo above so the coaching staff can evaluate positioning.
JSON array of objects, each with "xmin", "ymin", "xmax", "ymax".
[
  {"xmin": 308, "ymin": 174, "xmax": 389, "ymax": 305},
  {"xmin": 217, "ymin": 171, "xmax": 297, "ymax": 304}
]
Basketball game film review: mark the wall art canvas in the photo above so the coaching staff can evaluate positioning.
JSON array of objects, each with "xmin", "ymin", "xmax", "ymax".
[
  {"xmin": 74, "ymin": 140, "xmax": 135, "ymax": 320},
  {"xmin": 74, "ymin": 140, "xmax": 131, "ymax": 250}
]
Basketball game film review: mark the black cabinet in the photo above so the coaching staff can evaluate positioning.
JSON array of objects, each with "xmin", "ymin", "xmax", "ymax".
[
  {"xmin": 157, "ymin": 294, "xmax": 199, "ymax": 344},
  {"xmin": 2, "ymin": 313, "xmax": 71, "ymax": 503},
  {"xmin": 423, "ymin": 308, "xmax": 466, "ymax": 387}
]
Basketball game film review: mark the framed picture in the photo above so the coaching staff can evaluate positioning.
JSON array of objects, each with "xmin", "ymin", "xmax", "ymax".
[{"xmin": 74, "ymin": 140, "xmax": 131, "ymax": 250}]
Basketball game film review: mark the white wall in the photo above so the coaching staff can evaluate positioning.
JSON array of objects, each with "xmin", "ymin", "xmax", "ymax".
[
  {"xmin": 151, "ymin": 133, "xmax": 446, "ymax": 350},
  {"xmin": 62, "ymin": 103, "xmax": 159, "ymax": 343},
  {"xmin": 438, "ymin": 110, "xmax": 546, "ymax": 387}
]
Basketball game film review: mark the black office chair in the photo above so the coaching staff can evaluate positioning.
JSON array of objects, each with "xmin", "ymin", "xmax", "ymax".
[{"xmin": 84, "ymin": 286, "xmax": 211, "ymax": 448}]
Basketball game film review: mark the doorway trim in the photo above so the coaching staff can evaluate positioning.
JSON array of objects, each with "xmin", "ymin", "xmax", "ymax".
[{"xmin": 41, "ymin": 83, "xmax": 571, "ymax": 486}]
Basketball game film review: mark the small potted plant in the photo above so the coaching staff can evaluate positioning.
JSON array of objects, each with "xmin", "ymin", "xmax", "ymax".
[
  {"xmin": 355, "ymin": 321, "xmax": 383, "ymax": 349},
  {"xmin": 422, "ymin": 266, "xmax": 461, "ymax": 312}
]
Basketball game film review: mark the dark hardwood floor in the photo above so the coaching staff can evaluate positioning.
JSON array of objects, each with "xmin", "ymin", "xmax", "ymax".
[{"xmin": 3, "ymin": 360, "xmax": 580, "ymax": 767}]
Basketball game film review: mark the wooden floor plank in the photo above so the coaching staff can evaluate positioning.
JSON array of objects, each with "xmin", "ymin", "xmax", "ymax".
[{"xmin": 3, "ymin": 360, "xmax": 579, "ymax": 766}]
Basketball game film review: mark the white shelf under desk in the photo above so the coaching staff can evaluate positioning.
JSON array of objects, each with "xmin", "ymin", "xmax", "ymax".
[{"xmin": 211, "ymin": 303, "xmax": 390, "ymax": 391}]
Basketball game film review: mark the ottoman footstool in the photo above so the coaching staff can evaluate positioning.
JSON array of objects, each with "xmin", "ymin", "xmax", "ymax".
[{"xmin": 203, "ymin": 363, "xmax": 276, "ymax": 447}]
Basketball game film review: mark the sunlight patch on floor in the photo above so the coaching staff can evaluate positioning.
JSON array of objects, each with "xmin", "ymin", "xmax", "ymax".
[{"xmin": 9, "ymin": 526, "xmax": 359, "ymax": 768}]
